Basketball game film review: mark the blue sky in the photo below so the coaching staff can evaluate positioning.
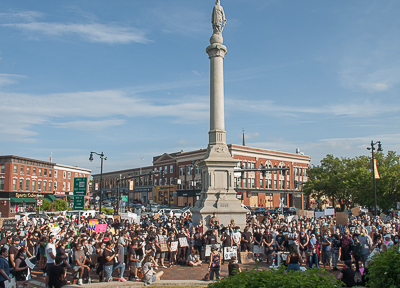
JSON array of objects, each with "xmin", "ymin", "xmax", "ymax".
[{"xmin": 1, "ymin": 0, "xmax": 399, "ymax": 174}]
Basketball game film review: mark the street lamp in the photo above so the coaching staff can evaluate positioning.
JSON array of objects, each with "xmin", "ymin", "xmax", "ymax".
[
  {"xmin": 367, "ymin": 141, "xmax": 382, "ymax": 216},
  {"xmin": 89, "ymin": 151, "xmax": 107, "ymax": 215}
]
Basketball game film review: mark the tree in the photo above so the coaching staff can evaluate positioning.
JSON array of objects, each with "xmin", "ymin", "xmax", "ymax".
[
  {"xmin": 42, "ymin": 199, "xmax": 51, "ymax": 211},
  {"xmin": 52, "ymin": 199, "xmax": 68, "ymax": 211}
]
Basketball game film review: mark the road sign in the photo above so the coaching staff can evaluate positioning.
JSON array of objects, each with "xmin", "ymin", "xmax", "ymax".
[
  {"xmin": 122, "ymin": 202, "xmax": 126, "ymax": 207},
  {"xmin": 74, "ymin": 178, "xmax": 87, "ymax": 196},
  {"xmin": 121, "ymin": 195, "xmax": 128, "ymax": 202},
  {"xmin": 74, "ymin": 196, "xmax": 85, "ymax": 210},
  {"xmin": 95, "ymin": 196, "xmax": 100, "ymax": 201},
  {"xmin": 37, "ymin": 200, "xmax": 42, "ymax": 206}
]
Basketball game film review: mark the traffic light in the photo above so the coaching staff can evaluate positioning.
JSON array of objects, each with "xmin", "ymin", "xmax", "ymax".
[
  {"xmin": 282, "ymin": 166, "xmax": 287, "ymax": 176},
  {"xmin": 148, "ymin": 173, "xmax": 152, "ymax": 184},
  {"xmin": 241, "ymin": 165, "xmax": 245, "ymax": 179},
  {"xmin": 262, "ymin": 165, "xmax": 267, "ymax": 177},
  {"xmin": 160, "ymin": 170, "xmax": 164, "ymax": 179}
]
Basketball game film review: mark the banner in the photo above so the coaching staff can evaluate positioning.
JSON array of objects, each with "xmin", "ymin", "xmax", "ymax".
[
  {"xmin": 306, "ymin": 211, "xmax": 315, "ymax": 218},
  {"xmin": 324, "ymin": 208, "xmax": 335, "ymax": 216},
  {"xmin": 336, "ymin": 212, "xmax": 349, "ymax": 226},
  {"xmin": 178, "ymin": 237, "xmax": 189, "ymax": 247},
  {"xmin": 88, "ymin": 220, "xmax": 98, "ymax": 229},
  {"xmin": 95, "ymin": 224, "xmax": 107, "ymax": 233},
  {"xmin": 287, "ymin": 215, "xmax": 298, "ymax": 222},
  {"xmin": 224, "ymin": 246, "xmax": 238, "ymax": 260},
  {"xmin": 315, "ymin": 212, "xmax": 325, "ymax": 218},
  {"xmin": 374, "ymin": 159, "xmax": 380, "ymax": 179},
  {"xmin": 253, "ymin": 245, "xmax": 264, "ymax": 254}
]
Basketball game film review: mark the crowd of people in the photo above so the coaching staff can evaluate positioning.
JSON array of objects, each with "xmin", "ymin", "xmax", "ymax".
[{"xmin": 0, "ymin": 208, "xmax": 399, "ymax": 288}]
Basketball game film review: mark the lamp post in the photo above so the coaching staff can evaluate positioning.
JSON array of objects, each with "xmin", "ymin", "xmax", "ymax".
[
  {"xmin": 367, "ymin": 141, "xmax": 383, "ymax": 216},
  {"xmin": 89, "ymin": 151, "xmax": 107, "ymax": 215}
]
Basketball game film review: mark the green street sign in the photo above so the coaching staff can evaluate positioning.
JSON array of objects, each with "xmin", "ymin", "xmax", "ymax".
[
  {"xmin": 74, "ymin": 178, "xmax": 87, "ymax": 196},
  {"xmin": 121, "ymin": 195, "xmax": 128, "ymax": 202},
  {"xmin": 74, "ymin": 196, "xmax": 85, "ymax": 210}
]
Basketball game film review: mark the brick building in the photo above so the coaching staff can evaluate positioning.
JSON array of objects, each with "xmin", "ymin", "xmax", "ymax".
[
  {"xmin": 0, "ymin": 155, "xmax": 91, "ymax": 218},
  {"xmin": 92, "ymin": 145, "xmax": 311, "ymax": 210}
]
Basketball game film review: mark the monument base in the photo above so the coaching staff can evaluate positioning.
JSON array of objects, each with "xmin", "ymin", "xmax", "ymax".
[{"xmin": 191, "ymin": 142, "xmax": 247, "ymax": 230}]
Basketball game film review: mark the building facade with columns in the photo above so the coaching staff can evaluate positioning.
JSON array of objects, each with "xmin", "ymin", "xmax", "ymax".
[{"xmin": 92, "ymin": 145, "xmax": 311, "ymax": 209}]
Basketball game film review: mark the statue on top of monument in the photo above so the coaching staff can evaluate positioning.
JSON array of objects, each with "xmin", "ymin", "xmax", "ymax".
[{"xmin": 211, "ymin": 0, "xmax": 226, "ymax": 34}]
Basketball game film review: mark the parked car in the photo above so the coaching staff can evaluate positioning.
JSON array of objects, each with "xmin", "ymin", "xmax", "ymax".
[{"xmin": 253, "ymin": 207, "xmax": 268, "ymax": 216}]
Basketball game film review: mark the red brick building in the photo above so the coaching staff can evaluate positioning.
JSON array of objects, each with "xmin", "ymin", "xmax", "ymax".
[
  {"xmin": 0, "ymin": 155, "xmax": 91, "ymax": 218},
  {"xmin": 92, "ymin": 145, "xmax": 311, "ymax": 209}
]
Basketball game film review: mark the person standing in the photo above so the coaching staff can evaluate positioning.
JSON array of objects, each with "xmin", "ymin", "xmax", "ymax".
[
  {"xmin": 0, "ymin": 247, "xmax": 11, "ymax": 288},
  {"xmin": 45, "ymin": 235, "xmax": 57, "ymax": 276},
  {"xmin": 307, "ymin": 234, "xmax": 320, "ymax": 269},
  {"xmin": 46, "ymin": 256, "xmax": 67, "ymax": 288},
  {"xmin": 320, "ymin": 232, "xmax": 332, "ymax": 269},
  {"xmin": 358, "ymin": 228, "xmax": 372, "ymax": 269},
  {"xmin": 208, "ymin": 248, "xmax": 221, "ymax": 281},
  {"xmin": 331, "ymin": 234, "xmax": 341, "ymax": 271}
]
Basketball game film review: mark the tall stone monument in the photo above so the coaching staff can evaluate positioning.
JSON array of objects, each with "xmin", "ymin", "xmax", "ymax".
[{"xmin": 192, "ymin": 0, "xmax": 247, "ymax": 230}]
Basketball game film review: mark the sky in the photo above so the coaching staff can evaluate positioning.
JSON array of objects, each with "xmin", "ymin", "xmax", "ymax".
[{"xmin": 1, "ymin": 0, "xmax": 400, "ymax": 175}]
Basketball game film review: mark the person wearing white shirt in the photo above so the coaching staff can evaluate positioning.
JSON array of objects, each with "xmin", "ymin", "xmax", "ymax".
[{"xmin": 45, "ymin": 235, "xmax": 57, "ymax": 276}]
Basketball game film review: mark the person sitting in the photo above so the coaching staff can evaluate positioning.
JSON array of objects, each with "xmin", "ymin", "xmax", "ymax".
[
  {"xmin": 46, "ymin": 256, "xmax": 67, "ymax": 288},
  {"xmin": 142, "ymin": 255, "xmax": 164, "ymax": 285},
  {"xmin": 187, "ymin": 250, "xmax": 202, "ymax": 267},
  {"xmin": 338, "ymin": 260, "xmax": 356, "ymax": 287},
  {"xmin": 286, "ymin": 244, "xmax": 302, "ymax": 272},
  {"xmin": 228, "ymin": 256, "xmax": 241, "ymax": 276}
]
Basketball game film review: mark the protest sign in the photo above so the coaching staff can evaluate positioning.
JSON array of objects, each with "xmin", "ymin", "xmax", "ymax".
[
  {"xmin": 257, "ymin": 215, "xmax": 265, "ymax": 223},
  {"xmin": 95, "ymin": 224, "xmax": 107, "ymax": 233},
  {"xmin": 170, "ymin": 241, "xmax": 178, "ymax": 252},
  {"xmin": 278, "ymin": 215, "xmax": 284, "ymax": 220},
  {"xmin": 315, "ymin": 212, "xmax": 325, "ymax": 219},
  {"xmin": 224, "ymin": 246, "xmax": 238, "ymax": 260},
  {"xmin": 154, "ymin": 213, "xmax": 159, "ymax": 220},
  {"xmin": 306, "ymin": 211, "xmax": 315, "ymax": 218},
  {"xmin": 2, "ymin": 219, "xmax": 17, "ymax": 232},
  {"xmin": 296, "ymin": 210, "xmax": 304, "ymax": 216},
  {"xmin": 287, "ymin": 215, "xmax": 299, "ymax": 222},
  {"xmin": 351, "ymin": 207, "xmax": 362, "ymax": 217},
  {"xmin": 178, "ymin": 237, "xmax": 189, "ymax": 247},
  {"xmin": 160, "ymin": 244, "xmax": 169, "ymax": 252},
  {"xmin": 336, "ymin": 212, "xmax": 349, "ymax": 226},
  {"xmin": 337, "ymin": 224, "xmax": 347, "ymax": 234},
  {"xmin": 253, "ymin": 245, "xmax": 264, "ymax": 254},
  {"xmin": 324, "ymin": 208, "xmax": 335, "ymax": 216},
  {"xmin": 88, "ymin": 220, "xmax": 97, "ymax": 229},
  {"xmin": 205, "ymin": 244, "xmax": 220, "ymax": 256},
  {"xmin": 240, "ymin": 251, "xmax": 254, "ymax": 264}
]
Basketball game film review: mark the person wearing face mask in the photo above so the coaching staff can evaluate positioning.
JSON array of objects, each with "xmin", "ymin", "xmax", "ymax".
[
  {"xmin": 241, "ymin": 228, "xmax": 253, "ymax": 253},
  {"xmin": 320, "ymin": 232, "xmax": 332, "ymax": 269},
  {"xmin": 307, "ymin": 234, "xmax": 320, "ymax": 269},
  {"xmin": 298, "ymin": 230, "xmax": 309, "ymax": 261},
  {"xmin": 155, "ymin": 230, "xmax": 167, "ymax": 268},
  {"xmin": 14, "ymin": 247, "xmax": 29, "ymax": 287},
  {"xmin": 340, "ymin": 231, "xmax": 353, "ymax": 263},
  {"xmin": 357, "ymin": 228, "xmax": 372, "ymax": 269},
  {"xmin": 102, "ymin": 241, "xmax": 126, "ymax": 282},
  {"xmin": 45, "ymin": 235, "xmax": 58, "ymax": 275}
]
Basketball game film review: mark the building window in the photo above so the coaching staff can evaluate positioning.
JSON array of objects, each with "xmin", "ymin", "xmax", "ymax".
[
  {"xmin": 170, "ymin": 165, "xmax": 173, "ymax": 173},
  {"xmin": 32, "ymin": 179, "xmax": 36, "ymax": 191},
  {"xmin": 0, "ymin": 178, "xmax": 4, "ymax": 190},
  {"xmin": 20, "ymin": 165, "xmax": 24, "ymax": 175},
  {"xmin": 1, "ymin": 165, "xmax": 5, "ymax": 173},
  {"xmin": 279, "ymin": 180, "xmax": 283, "ymax": 189},
  {"xmin": 259, "ymin": 178, "xmax": 263, "ymax": 188},
  {"xmin": 25, "ymin": 179, "xmax": 30, "ymax": 191},
  {"xmin": 13, "ymin": 165, "xmax": 18, "ymax": 174},
  {"xmin": 54, "ymin": 170, "xmax": 58, "ymax": 178},
  {"xmin": 49, "ymin": 181, "xmax": 52, "ymax": 191},
  {"xmin": 33, "ymin": 167, "xmax": 36, "ymax": 176},
  {"xmin": 164, "ymin": 166, "xmax": 168, "ymax": 174},
  {"xmin": 170, "ymin": 177, "xmax": 173, "ymax": 185},
  {"xmin": 12, "ymin": 178, "xmax": 17, "ymax": 190},
  {"xmin": 268, "ymin": 179, "xmax": 272, "ymax": 189},
  {"xmin": 187, "ymin": 166, "xmax": 191, "ymax": 175},
  {"xmin": 63, "ymin": 182, "xmax": 66, "ymax": 190},
  {"xmin": 38, "ymin": 180, "xmax": 42, "ymax": 191},
  {"xmin": 67, "ymin": 182, "xmax": 70, "ymax": 191},
  {"xmin": 68, "ymin": 172, "xmax": 71, "ymax": 179},
  {"xmin": 39, "ymin": 169, "xmax": 42, "ymax": 177},
  {"xmin": 269, "ymin": 165, "xmax": 272, "ymax": 174},
  {"xmin": 54, "ymin": 181, "xmax": 57, "ymax": 190},
  {"xmin": 164, "ymin": 178, "xmax": 167, "ymax": 185},
  {"xmin": 19, "ymin": 178, "xmax": 24, "ymax": 190},
  {"xmin": 303, "ymin": 168, "xmax": 307, "ymax": 177},
  {"xmin": 26, "ymin": 167, "xmax": 31, "ymax": 175},
  {"xmin": 287, "ymin": 180, "xmax": 290, "ymax": 189},
  {"xmin": 287, "ymin": 166, "xmax": 290, "ymax": 176},
  {"xmin": 294, "ymin": 167, "xmax": 298, "ymax": 177},
  {"xmin": 75, "ymin": 173, "xmax": 78, "ymax": 178},
  {"xmin": 250, "ymin": 162, "xmax": 255, "ymax": 169},
  {"xmin": 44, "ymin": 169, "xmax": 47, "ymax": 177},
  {"xmin": 273, "ymin": 180, "xmax": 277, "ymax": 189},
  {"xmin": 49, "ymin": 170, "xmax": 52, "ymax": 178},
  {"xmin": 63, "ymin": 171, "xmax": 66, "ymax": 179},
  {"xmin": 274, "ymin": 165, "xmax": 277, "ymax": 174},
  {"xmin": 250, "ymin": 178, "xmax": 255, "ymax": 188},
  {"xmin": 43, "ymin": 181, "xmax": 47, "ymax": 192},
  {"xmin": 179, "ymin": 167, "xmax": 184, "ymax": 176},
  {"xmin": 242, "ymin": 178, "xmax": 247, "ymax": 188},
  {"xmin": 154, "ymin": 179, "xmax": 157, "ymax": 186}
]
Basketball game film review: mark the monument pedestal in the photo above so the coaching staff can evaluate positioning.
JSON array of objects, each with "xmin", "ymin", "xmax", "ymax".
[{"xmin": 192, "ymin": 1, "xmax": 246, "ymax": 230}]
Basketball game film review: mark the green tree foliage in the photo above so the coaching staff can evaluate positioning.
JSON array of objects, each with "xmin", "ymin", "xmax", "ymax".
[
  {"xmin": 208, "ymin": 266, "xmax": 343, "ymax": 288},
  {"xmin": 367, "ymin": 247, "xmax": 400, "ymax": 288},
  {"xmin": 42, "ymin": 199, "xmax": 51, "ymax": 211},
  {"xmin": 52, "ymin": 199, "xmax": 68, "ymax": 211},
  {"xmin": 304, "ymin": 152, "xmax": 400, "ymax": 212}
]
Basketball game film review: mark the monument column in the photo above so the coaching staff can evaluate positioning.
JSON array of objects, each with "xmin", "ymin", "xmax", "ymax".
[{"xmin": 191, "ymin": 0, "xmax": 246, "ymax": 230}]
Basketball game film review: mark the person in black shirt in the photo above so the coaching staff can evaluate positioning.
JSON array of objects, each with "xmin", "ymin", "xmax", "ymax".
[
  {"xmin": 46, "ymin": 256, "xmax": 67, "ymax": 288},
  {"xmin": 128, "ymin": 242, "xmax": 139, "ymax": 281},
  {"xmin": 338, "ymin": 260, "xmax": 356, "ymax": 287},
  {"xmin": 228, "ymin": 256, "xmax": 241, "ymax": 276},
  {"xmin": 241, "ymin": 228, "xmax": 252, "ymax": 252}
]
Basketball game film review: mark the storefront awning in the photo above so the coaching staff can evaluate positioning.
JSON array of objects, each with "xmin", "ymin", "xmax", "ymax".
[
  {"xmin": 10, "ymin": 197, "xmax": 36, "ymax": 203},
  {"xmin": 67, "ymin": 195, "xmax": 74, "ymax": 200},
  {"xmin": 46, "ymin": 194, "xmax": 57, "ymax": 202}
]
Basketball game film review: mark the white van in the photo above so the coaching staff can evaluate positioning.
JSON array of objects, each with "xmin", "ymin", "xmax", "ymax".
[{"xmin": 67, "ymin": 210, "xmax": 96, "ymax": 218}]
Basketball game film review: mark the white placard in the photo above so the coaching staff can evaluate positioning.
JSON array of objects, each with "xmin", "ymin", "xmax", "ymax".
[
  {"xmin": 205, "ymin": 244, "xmax": 220, "ymax": 257},
  {"xmin": 178, "ymin": 237, "xmax": 188, "ymax": 247},
  {"xmin": 224, "ymin": 246, "xmax": 238, "ymax": 260},
  {"xmin": 324, "ymin": 208, "xmax": 335, "ymax": 216},
  {"xmin": 253, "ymin": 245, "xmax": 264, "ymax": 254},
  {"xmin": 4, "ymin": 277, "xmax": 16, "ymax": 288},
  {"xmin": 170, "ymin": 241, "xmax": 178, "ymax": 252},
  {"xmin": 25, "ymin": 257, "xmax": 35, "ymax": 270},
  {"xmin": 315, "ymin": 212, "xmax": 325, "ymax": 218}
]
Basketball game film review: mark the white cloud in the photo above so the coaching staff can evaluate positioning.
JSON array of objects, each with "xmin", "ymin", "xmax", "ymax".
[
  {"xmin": 192, "ymin": 70, "xmax": 202, "ymax": 76},
  {"xmin": 0, "ymin": 90, "xmax": 209, "ymax": 142},
  {"xmin": 0, "ymin": 73, "xmax": 26, "ymax": 87},
  {"xmin": 2, "ymin": 22, "xmax": 150, "ymax": 44},
  {"xmin": 0, "ymin": 10, "xmax": 45, "ymax": 23}
]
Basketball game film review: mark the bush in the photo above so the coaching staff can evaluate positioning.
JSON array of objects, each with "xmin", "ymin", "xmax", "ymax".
[
  {"xmin": 42, "ymin": 199, "xmax": 51, "ymax": 211},
  {"xmin": 101, "ymin": 208, "xmax": 114, "ymax": 215},
  {"xmin": 52, "ymin": 199, "xmax": 68, "ymax": 211},
  {"xmin": 208, "ymin": 266, "xmax": 343, "ymax": 288},
  {"xmin": 367, "ymin": 247, "xmax": 400, "ymax": 288}
]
